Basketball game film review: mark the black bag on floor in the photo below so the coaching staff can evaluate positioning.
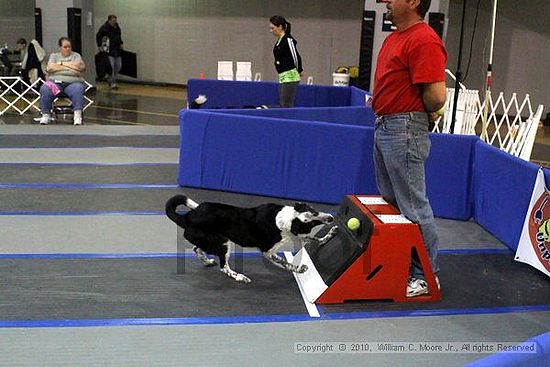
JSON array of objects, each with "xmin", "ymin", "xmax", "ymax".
[{"xmin": 94, "ymin": 51, "xmax": 112, "ymax": 80}]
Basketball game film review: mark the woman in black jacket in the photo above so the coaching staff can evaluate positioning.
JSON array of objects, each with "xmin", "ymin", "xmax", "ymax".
[{"xmin": 269, "ymin": 15, "xmax": 303, "ymax": 107}]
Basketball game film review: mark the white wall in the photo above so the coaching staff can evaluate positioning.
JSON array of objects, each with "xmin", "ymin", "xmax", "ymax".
[
  {"xmin": 363, "ymin": 0, "xmax": 549, "ymax": 110},
  {"xmin": 93, "ymin": 0, "xmax": 365, "ymax": 85},
  {"xmin": 35, "ymin": 0, "xmax": 72, "ymax": 55},
  {"xmin": 446, "ymin": 0, "xmax": 549, "ymax": 110},
  {"xmin": 0, "ymin": 1, "xmax": 35, "ymax": 49},
  {"xmin": 21, "ymin": 0, "xmax": 547, "ymax": 109},
  {"xmin": 34, "ymin": 0, "xmax": 95, "ymax": 82}
]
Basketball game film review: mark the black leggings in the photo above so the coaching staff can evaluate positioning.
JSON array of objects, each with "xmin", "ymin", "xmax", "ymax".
[{"xmin": 278, "ymin": 81, "xmax": 299, "ymax": 107}]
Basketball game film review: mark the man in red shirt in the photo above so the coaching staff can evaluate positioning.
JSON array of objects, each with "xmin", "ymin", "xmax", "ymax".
[{"xmin": 372, "ymin": 0, "xmax": 447, "ymax": 297}]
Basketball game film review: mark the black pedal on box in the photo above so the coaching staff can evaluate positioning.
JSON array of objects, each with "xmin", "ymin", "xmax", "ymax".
[{"xmin": 304, "ymin": 196, "xmax": 374, "ymax": 286}]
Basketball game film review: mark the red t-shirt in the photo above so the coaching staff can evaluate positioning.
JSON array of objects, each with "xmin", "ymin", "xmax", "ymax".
[{"xmin": 372, "ymin": 22, "xmax": 447, "ymax": 116}]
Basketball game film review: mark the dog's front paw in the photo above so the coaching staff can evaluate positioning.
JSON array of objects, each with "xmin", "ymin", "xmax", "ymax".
[
  {"xmin": 328, "ymin": 226, "xmax": 339, "ymax": 236},
  {"xmin": 296, "ymin": 264, "xmax": 308, "ymax": 273},
  {"xmin": 235, "ymin": 274, "xmax": 252, "ymax": 283}
]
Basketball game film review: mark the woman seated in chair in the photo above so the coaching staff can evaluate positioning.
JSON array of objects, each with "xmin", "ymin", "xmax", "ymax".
[{"xmin": 39, "ymin": 37, "xmax": 86, "ymax": 125}]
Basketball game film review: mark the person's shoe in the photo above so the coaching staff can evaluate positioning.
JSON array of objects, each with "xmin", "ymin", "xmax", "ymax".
[
  {"xmin": 73, "ymin": 116, "xmax": 82, "ymax": 125},
  {"xmin": 39, "ymin": 114, "xmax": 49, "ymax": 125},
  {"xmin": 406, "ymin": 275, "xmax": 440, "ymax": 297}
]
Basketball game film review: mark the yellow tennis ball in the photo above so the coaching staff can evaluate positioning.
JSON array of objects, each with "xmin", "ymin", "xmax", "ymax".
[
  {"xmin": 540, "ymin": 219, "xmax": 550, "ymax": 242},
  {"xmin": 347, "ymin": 217, "xmax": 360, "ymax": 231}
]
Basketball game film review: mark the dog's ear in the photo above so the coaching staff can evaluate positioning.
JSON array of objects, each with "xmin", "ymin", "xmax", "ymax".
[
  {"xmin": 293, "ymin": 202, "xmax": 318, "ymax": 214},
  {"xmin": 293, "ymin": 202, "xmax": 307, "ymax": 213}
]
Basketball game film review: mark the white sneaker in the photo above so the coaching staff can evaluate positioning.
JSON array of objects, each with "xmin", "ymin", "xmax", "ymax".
[
  {"xmin": 39, "ymin": 115, "xmax": 49, "ymax": 125},
  {"xmin": 73, "ymin": 116, "xmax": 82, "ymax": 125},
  {"xmin": 407, "ymin": 276, "xmax": 440, "ymax": 297}
]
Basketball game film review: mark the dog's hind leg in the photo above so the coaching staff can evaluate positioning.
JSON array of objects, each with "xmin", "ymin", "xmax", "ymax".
[
  {"xmin": 263, "ymin": 248, "xmax": 308, "ymax": 273},
  {"xmin": 184, "ymin": 228, "xmax": 220, "ymax": 268},
  {"xmin": 218, "ymin": 242, "xmax": 251, "ymax": 283},
  {"xmin": 193, "ymin": 246, "xmax": 216, "ymax": 267}
]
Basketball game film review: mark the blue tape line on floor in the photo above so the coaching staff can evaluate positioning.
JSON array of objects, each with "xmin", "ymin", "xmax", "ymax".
[
  {"xmin": 0, "ymin": 252, "xmax": 262, "ymax": 259},
  {"xmin": 0, "ymin": 249, "xmax": 512, "ymax": 259},
  {"xmin": 0, "ymin": 211, "xmax": 164, "ymax": 216},
  {"xmin": 0, "ymin": 163, "xmax": 178, "ymax": 167},
  {"xmin": 0, "ymin": 305, "xmax": 548, "ymax": 328},
  {"xmin": 439, "ymin": 248, "xmax": 512, "ymax": 255},
  {"xmin": 0, "ymin": 183, "xmax": 179, "ymax": 189}
]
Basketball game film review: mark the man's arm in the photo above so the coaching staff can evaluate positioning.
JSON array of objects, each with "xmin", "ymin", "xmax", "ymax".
[
  {"xmin": 423, "ymin": 81, "xmax": 446, "ymax": 122},
  {"xmin": 96, "ymin": 27, "xmax": 104, "ymax": 47},
  {"xmin": 423, "ymin": 81, "xmax": 446, "ymax": 112}
]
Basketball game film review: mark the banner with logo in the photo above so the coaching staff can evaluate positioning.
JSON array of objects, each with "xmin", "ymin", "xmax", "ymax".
[{"xmin": 515, "ymin": 168, "xmax": 550, "ymax": 278}]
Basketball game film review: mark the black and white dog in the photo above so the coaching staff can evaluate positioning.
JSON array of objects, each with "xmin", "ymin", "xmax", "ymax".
[{"xmin": 166, "ymin": 195, "xmax": 338, "ymax": 283}]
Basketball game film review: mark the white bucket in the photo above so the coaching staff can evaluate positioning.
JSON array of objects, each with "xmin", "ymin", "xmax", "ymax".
[{"xmin": 332, "ymin": 73, "xmax": 350, "ymax": 87}]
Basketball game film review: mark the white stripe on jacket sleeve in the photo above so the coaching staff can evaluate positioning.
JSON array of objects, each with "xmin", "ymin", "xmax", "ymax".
[{"xmin": 287, "ymin": 37, "xmax": 299, "ymax": 69}]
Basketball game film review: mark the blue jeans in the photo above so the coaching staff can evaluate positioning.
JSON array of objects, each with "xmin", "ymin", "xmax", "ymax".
[
  {"xmin": 39, "ymin": 82, "xmax": 85, "ymax": 113},
  {"xmin": 373, "ymin": 112, "xmax": 439, "ymax": 279},
  {"xmin": 108, "ymin": 56, "xmax": 122, "ymax": 85}
]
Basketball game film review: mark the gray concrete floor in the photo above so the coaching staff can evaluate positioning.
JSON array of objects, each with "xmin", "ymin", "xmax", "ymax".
[{"xmin": 0, "ymin": 83, "xmax": 548, "ymax": 367}]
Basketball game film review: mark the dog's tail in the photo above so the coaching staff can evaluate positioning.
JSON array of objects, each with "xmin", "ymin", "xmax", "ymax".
[{"xmin": 165, "ymin": 195, "xmax": 199, "ymax": 226}]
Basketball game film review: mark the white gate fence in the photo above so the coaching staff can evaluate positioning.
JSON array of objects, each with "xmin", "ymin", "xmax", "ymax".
[
  {"xmin": 0, "ymin": 76, "xmax": 93, "ymax": 116},
  {"xmin": 432, "ymin": 70, "xmax": 545, "ymax": 161}
]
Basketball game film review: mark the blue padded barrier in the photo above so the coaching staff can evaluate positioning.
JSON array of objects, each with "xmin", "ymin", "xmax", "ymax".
[
  {"xmin": 425, "ymin": 134, "xmax": 478, "ymax": 220},
  {"xmin": 187, "ymin": 79, "xmax": 279, "ymax": 108},
  {"xmin": 464, "ymin": 331, "xmax": 550, "ymax": 367},
  {"xmin": 472, "ymin": 142, "xmax": 544, "ymax": 250},
  {"xmin": 350, "ymin": 86, "xmax": 371, "ymax": 106},
  {"xmin": 178, "ymin": 110, "xmax": 377, "ymax": 204},
  {"xmin": 178, "ymin": 108, "xmax": 476, "ymax": 220},
  {"xmin": 187, "ymin": 79, "xmax": 351, "ymax": 108},
  {"xmin": 295, "ymin": 83, "xmax": 351, "ymax": 107},
  {"xmin": 204, "ymin": 106, "xmax": 375, "ymax": 127}
]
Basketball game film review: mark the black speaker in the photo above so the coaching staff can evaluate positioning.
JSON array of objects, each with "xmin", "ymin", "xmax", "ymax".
[
  {"xmin": 34, "ymin": 8, "xmax": 42, "ymax": 45},
  {"xmin": 357, "ymin": 10, "xmax": 376, "ymax": 92},
  {"xmin": 67, "ymin": 7, "xmax": 82, "ymax": 54},
  {"xmin": 428, "ymin": 12, "xmax": 445, "ymax": 39}
]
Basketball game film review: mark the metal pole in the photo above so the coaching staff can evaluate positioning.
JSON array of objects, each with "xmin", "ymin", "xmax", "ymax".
[
  {"xmin": 481, "ymin": 0, "xmax": 498, "ymax": 141},
  {"xmin": 450, "ymin": 0, "xmax": 467, "ymax": 134}
]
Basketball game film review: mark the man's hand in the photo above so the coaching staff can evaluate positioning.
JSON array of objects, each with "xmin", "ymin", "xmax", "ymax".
[{"xmin": 428, "ymin": 111, "xmax": 441, "ymax": 123}]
